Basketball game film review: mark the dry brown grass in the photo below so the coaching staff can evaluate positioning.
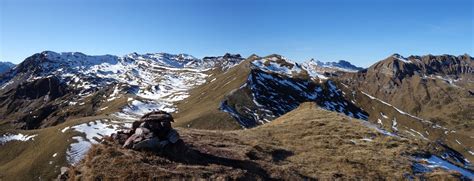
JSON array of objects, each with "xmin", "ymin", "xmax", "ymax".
[
  {"xmin": 69, "ymin": 103, "xmax": 460, "ymax": 180},
  {"xmin": 242, "ymin": 103, "xmax": 425, "ymax": 179}
]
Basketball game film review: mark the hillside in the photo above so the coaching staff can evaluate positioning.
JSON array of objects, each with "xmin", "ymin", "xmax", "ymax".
[
  {"xmin": 336, "ymin": 54, "xmax": 474, "ymax": 163},
  {"xmin": 67, "ymin": 103, "xmax": 469, "ymax": 180}
]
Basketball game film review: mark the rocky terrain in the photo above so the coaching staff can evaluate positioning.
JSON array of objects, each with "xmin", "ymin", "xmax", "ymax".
[{"xmin": 0, "ymin": 51, "xmax": 472, "ymax": 180}]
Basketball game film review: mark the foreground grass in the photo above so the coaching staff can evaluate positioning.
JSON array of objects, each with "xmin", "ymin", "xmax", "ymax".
[{"xmin": 69, "ymin": 103, "xmax": 461, "ymax": 180}]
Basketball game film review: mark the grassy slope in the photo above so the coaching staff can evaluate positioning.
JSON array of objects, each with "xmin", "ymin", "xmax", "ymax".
[
  {"xmin": 0, "ymin": 115, "xmax": 112, "ymax": 180},
  {"xmin": 242, "ymin": 103, "xmax": 424, "ymax": 179},
  {"xmin": 336, "ymin": 75, "xmax": 474, "ymax": 163},
  {"xmin": 0, "ymin": 92, "xmax": 160, "ymax": 180},
  {"xmin": 69, "ymin": 103, "xmax": 461, "ymax": 180},
  {"xmin": 173, "ymin": 58, "xmax": 255, "ymax": 130}
]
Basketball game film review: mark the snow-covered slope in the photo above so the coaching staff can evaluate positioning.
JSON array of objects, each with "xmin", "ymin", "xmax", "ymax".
[{"xmin": 0, "ymin": 51, "xmax": 244, "ymax": 128}]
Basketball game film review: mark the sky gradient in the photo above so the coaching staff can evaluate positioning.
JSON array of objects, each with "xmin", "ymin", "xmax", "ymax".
[{"xmin": 1, "ymin": 0, "xmax": 473, "ymax": 67}]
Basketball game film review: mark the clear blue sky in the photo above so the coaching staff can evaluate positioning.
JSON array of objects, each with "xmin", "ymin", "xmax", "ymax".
[{"xmin": 1, "ymin": 0, "xmax": 472, "ymax": 67}]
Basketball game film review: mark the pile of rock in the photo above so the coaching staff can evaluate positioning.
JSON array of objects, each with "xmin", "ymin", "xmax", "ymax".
[{"xmin": 112, "ymin": 111, "xmax": 181, "ymax": 151}]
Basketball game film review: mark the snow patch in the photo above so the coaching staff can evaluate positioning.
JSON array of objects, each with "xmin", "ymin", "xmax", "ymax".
[
  {"xmin": 393, "ymin": 54, "xmax": 412, "ymax": 63},
  {"xmin": 0, "ymin": 133, "xmax": 37, "ymax": 144},
  {"xmin": 415, "ymin": 155, "xmax": 474, "ymax": 179},
  {"xmin": 61, "ymin": 126, "xmax": 70, "ymax": 133},
  {"xmin": 392, "ymin": 118, "xmax": 398, "ymax": 131},
  {"xmin": 252, "ymin": 58, "xmax": 302, "ymax": 76},
  {"xmin": 361, "ymin": 91, "xmax": 436, "ymax": 126},
  {"xmin": 455, "ymin": 139, "xmax": 462, "ymax": 145},
  {"xmin": 66, "ymin": 120, "xmax": 129, "ymax": 165},
  {"xmin": 377, "ymin": 119, "xmax": 383, "ymax": 125},
  {"xmin": 67, "ymin": 136, "xmax": 92, "ymax": 165}
]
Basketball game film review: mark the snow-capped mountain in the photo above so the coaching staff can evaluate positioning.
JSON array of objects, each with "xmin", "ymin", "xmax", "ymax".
[
  {"xmin": 0, "ymin": 62, "xmax": 15, "ymax": 74},
  {"xmin": 0, "ymin": 51, "xmax": 244, "ymax": 129},
  {"xmin": 303, "ymin": 59, "xmax": 363, "ymax": 74}
]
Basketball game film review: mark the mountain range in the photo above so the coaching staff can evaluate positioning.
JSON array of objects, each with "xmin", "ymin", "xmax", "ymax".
[{"xmin": 0, "ymin": 51, "xmax": 472, "ymax": 180}]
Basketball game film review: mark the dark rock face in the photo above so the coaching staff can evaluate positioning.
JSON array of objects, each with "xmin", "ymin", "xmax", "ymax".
[
  {"xmin": 201, "ymin": 53, "xmax": 245, "ymax": 71},
  {"xmin": 0, "ymin": 76, "xmax": 68, "ymax": 129},
  {"xmin": 203, "ymin": 53, "xmax": 242, "ymax": 60},
  {"xmin": 223, "ymin": 53, "xmax": 242, "ymax": 59},
  {"xmin": 13, "ymin": 76, "xmax": 66, "ymax": 100},
  {"xmin": 15, "ymin": 104, "xmax": 58, "ymax": 129}
]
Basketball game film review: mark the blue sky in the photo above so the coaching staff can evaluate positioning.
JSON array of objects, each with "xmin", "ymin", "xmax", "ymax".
[{"xmin": 1, "ymin": 0, "xmax": 472, "ymax": 67}]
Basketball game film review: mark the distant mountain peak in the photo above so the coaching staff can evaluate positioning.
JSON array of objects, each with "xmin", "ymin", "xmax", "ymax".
[
  {"xmin": 223, "ymin": 53, "xmax": 241, "ymax": 59},
  {"xmin": 199, "ymin": 53, "xmax": 245, "ymax": 71},
  {"xmin": 389, "ymin": 53, "xmax": 412, "ymax": 63},
  {"xmin": 304, "ymin": 58, "xmax": 363, "ymax": 73},
  {"xmin": 250, "ymin": 55, "xmax": 304, "ymax": 77},
  {"xmin": 0, "ymin": 61, "xmax": 15, "ymax": 74}
]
